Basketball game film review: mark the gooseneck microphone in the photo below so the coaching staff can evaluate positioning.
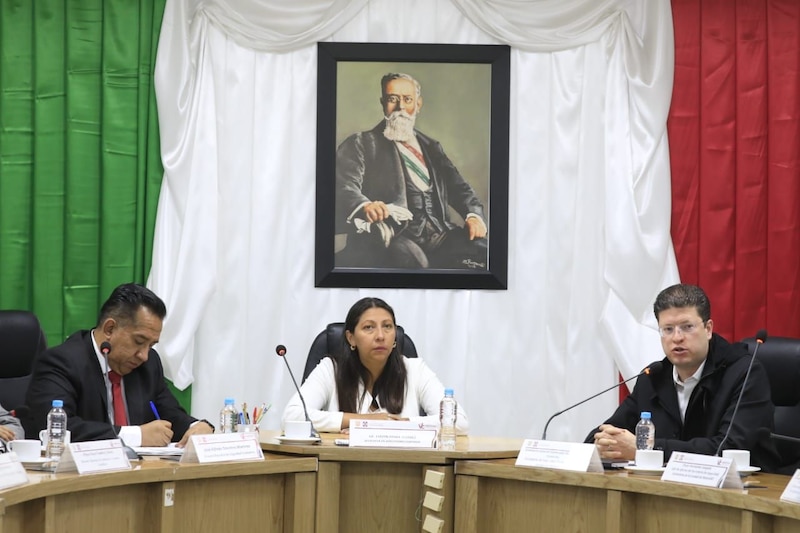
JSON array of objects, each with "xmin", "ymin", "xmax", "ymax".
[
  {"xmin": 541, "ymin": 361, "xmax": 663, "ymax": 440},
  {"xmin": 769, "ymin": 433, "xmax": 800, "ymax": 445},
  {"xmin": 99, "ymin": 340, "xmax": 119, "ymax": 429},
  {"xmin": 275, "ymin": 344, "xmax": 319, "ymax": 438},
  {"xmin": 757, "ymin": 427, "xmax": 800, "ymax": 446},
  {"xmin": 715, "ymin": 329, "xmax": 768, "ymax": 457},
  {"xmin": 9, "ymin": 405, "xmax": 29, "ymax": 421},
  {"xmin": 101, "ymin": 341, "xmax": 112, "ymax": 373},
  {"xmin": 100, "ymin": 340, "xmax": 113, "ymax": 375}
]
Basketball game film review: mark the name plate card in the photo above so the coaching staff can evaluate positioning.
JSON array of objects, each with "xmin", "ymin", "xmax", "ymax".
[
  {"xmin": 515, "ymin": 440, "xmax": 604, "ymax": 473},
  {"xmin": 180, "ymin": 432, "xmax": 263, "ymax": 464},
  {"xmin": 348, "ymin": 420, "xmax": 438, "ymax": 449},
  {"xmin": 0, "ymin": 452, "xmax": 29, "ymax": 489},
  {"xmin": 780, "ymin": 469, "xmax": 800, "ymax": 503},
  {"xmin": 661, "ymin": 452, "xmax": 742, "ymax": 489},
  {"xmin": 56, "ymin": 439, "xmax": 131, "ymax": 475}
]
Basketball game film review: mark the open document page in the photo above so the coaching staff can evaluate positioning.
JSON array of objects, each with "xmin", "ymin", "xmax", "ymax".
[{"xmin": 133, "ymin": 443, "xmax": 183, "ymax": 456}]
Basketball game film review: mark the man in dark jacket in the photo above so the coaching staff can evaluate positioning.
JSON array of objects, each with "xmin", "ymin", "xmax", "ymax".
[
  {"xmin": 0, "ymin": 403, "xmax": 24, "ymax": 450},
  {"xmin": 23, "ymin": 283, "xmax": 214, "ymax": 446},
  {"xmin": 588, "ymin": 283, "xmax": 780, "ymax": 472}
]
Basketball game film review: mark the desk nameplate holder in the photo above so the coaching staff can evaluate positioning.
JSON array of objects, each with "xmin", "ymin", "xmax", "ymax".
[
  {"xmin": 348, "ymin": 420, "xmax": 438, "ymax": 449},
  {"xmin": 515, "ymin": 439, "xmax": 604, "ymax": 472},
  {"xmin": 55, "ymin": 438, "xmax": 132, "ymax": 474},
  {"xmin": 661, "ymin": 452, "xmax": 743, "ymax": 489},
  {"xmin": 0, "ymin": 452, "xmax": 29, "ymax": 489},
  {"xmin": 180, "ymin": 432, "xmax": 263, "ymax": 463},
  {"xmin": 780, "ymin": 469, "xmax": 800, "ymax": 503}
]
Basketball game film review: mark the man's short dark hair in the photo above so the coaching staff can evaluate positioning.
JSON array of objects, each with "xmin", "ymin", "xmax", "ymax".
[
  {"xmin": 97, "ymin": 283, "xmax": 167, "ymax": 326},
  {"xmin": 653, "ymin": 283, "xmax": 711, "ymax": 322}
]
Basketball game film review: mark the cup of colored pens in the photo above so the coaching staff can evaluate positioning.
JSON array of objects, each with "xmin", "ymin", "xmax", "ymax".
[{"xmin": 236, "ymin": 402, "xmax": 271, "ymax": 434}]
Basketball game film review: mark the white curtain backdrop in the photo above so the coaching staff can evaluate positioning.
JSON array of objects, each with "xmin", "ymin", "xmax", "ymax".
[{"xmin": 148, "ymin": 0, "xmax": 679, "ymax": 442}]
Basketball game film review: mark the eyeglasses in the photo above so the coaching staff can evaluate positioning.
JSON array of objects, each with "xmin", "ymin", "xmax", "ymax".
[
  {"xmin": 384, "ymin": 95, "xmax": 415, "ymax": 105},
  {"xmin": 658, "ymin": 321, "xmax": 705, "ymax": 338}
]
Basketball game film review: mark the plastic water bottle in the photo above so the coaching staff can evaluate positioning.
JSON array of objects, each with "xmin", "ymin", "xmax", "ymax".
[
  {"xmin": 635, "ymin": 411, "xmax": 655, "ymax": 450},
  {"xmin": 46, "ymin": 399, "xmax": 68, "ymax": 461},
  {"xmin": 219, "ymin": 397, "xmax": 237, "ymax": 433},
  {"xmin": 438, "ymin": 388, "xmax": 457, "ymax": 450}
]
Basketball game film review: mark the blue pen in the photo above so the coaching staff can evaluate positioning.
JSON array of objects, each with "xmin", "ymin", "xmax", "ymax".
[{"xmin": 149, "ymin": 401, "xmax": 161, "ymax": 420}]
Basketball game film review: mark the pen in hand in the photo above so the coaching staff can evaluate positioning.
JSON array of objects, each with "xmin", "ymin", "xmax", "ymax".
[{"xmin": 149, "ymin": 401, "xmax": 161, "ymax": 420}]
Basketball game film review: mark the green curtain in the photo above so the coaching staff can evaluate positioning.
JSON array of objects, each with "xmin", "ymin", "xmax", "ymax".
[
  {"xmin": 0, "ymin": 0, "xmax": 189, "ymax": 405},
  {"xmin": 0, "ymin": 0, "xmax": 164, "ymax": 336}
]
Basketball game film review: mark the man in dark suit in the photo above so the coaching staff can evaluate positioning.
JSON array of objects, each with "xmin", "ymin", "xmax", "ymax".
[
  {"xmin": 23, "ymin": 283, "xmax": 213, "ymax": 446},
  {"xmin": 0, "ymin": 403, "xmax": 24, "ymax": 450},
  {"xmin": 336, "ymin": 72, "xmax": 488, "ymax": 269},
  {"xmin": 587, "ymin": 284, "xmax": 780, "ymax": 472}
]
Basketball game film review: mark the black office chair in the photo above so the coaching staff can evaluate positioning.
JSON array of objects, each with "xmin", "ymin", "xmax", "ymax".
[
  {"xmin": 0, "ymin": 310, "xmax": 47, "ymax": 413},
  {"xmin": 742, "ymin": 336, "xmax": 800, "ymax": 472},
  {"xmin": 302, "ymin": 322, "xmax": 418, "ymax": 383}
]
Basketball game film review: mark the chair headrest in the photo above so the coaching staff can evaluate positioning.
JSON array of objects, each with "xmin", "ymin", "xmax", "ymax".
[
  {"xmin": 302, "ymin": 322, "xmax": 418, "ymax": 383},
  {"xmin": 741, "ymin": 336, "xmax": 800, "ymax": 406},
  {"xmin": 0, "ymin": 310, "xmax": 47, "ymax": 378}
]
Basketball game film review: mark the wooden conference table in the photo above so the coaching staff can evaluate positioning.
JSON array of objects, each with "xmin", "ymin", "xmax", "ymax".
[
  {"xmin": 6, "ymin": 436, "xmax": 798, "ymax": 533},
  {"xmin": 260, "ymin": 430, "xmax": 524, "ymax": 533},
  {"xmin": 455, "ymin": 458, "xmax": 800, "ymax": 533},
  {"xmin": 0, "ymin": 452, "xmax": 316, "ymax": 533}
]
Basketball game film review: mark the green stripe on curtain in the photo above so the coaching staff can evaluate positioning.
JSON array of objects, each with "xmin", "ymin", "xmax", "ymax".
[
  {"xmin": 0, "ymin": 2, "xmax": 35, "ymax": 307},
  {"xmin": 32, "ymin": 1, "xmax": 67, "ymax": 335},
  {"xmin": 64, "ymin": 0, "xmax": 104, "ymax": 330},
  {"xmin": 0, "ymin": 0, "xmax": 189, "ymax": 406}
]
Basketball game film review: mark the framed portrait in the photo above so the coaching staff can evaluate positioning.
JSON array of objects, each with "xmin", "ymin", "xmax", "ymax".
[{"xmin": 315, "ymin": 42, "xmax": 510, "ymax": 290}]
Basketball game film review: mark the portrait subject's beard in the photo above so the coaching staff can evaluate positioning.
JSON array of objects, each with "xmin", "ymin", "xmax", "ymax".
[{"xmin": 383, "ymin": 110, "xmax": 417, "ymax": 142}]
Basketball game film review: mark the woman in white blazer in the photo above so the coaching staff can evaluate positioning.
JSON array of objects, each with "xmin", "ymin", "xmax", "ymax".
[{"xmin": 282, "ymin": 297, "xmax": 469, "ymax": 434}]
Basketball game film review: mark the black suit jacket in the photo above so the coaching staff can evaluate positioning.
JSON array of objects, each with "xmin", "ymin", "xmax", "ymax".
[
  {"xmin": 585, "ymin": 334, "xmax": 781, "ymax": 472},
  {"xmin": 335, "ymin": 122, "xmax": 486, "ymax": 235},
  {"xmin": 23, "ymin": 330, "xmax": 195, "ymax": 443}
]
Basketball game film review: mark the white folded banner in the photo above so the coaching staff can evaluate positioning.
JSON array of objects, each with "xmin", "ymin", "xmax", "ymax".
[
  {"xmin": 55, "ymin": 439, "xmax": 132, "ymax": 475},
  {"xmin": 348, "ymin": 419, "xmax": 438, "ymax": 449},
  {"xmin": 661, "ymin": 451, "xmax": 742, "ymax": 489},
  {"xmin": 515, "ymin": 439, "xmax": 604, "ymax": 473},
  {"xmin": 0, "ymin": 452, "xmax": 29, "ymax": 489},
  {"xmin": 180, "ymin": 432, "xmax": 263, "ymax": 463},
  {"xmin": 780, "ymin": 469, "xmax": 800, "ymax": 503}
]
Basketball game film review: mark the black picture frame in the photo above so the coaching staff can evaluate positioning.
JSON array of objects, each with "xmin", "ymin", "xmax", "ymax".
[{"xmin": 315, "ymin": 42, "xmax": 510, "ymax": 290}]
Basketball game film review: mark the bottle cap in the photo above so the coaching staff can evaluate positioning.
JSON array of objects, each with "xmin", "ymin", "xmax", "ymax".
[
  {"xmin": 640, "ymin": 411, "xmax": 652, "ymax": 419},
  {"xmin": 224, "ymin": 397, "xmax": 235, "ymax": 405},
  {"xmin": 52, "ymin": 399, "xmax": 64, "ymax": 408},
  {"xmin": 444, "ymin": 388, "xmax": 454, "ymax": 396}
]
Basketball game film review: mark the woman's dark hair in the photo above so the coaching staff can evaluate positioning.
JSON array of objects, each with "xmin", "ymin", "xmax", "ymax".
[{"xmin": 334, "ymin": 297, "xmax": 407, "ymax": 414}]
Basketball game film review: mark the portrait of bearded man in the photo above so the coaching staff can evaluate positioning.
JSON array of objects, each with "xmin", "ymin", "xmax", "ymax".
[{"xmin": 335, "ymin": 72, "xmax": 489, "ymax": 270}]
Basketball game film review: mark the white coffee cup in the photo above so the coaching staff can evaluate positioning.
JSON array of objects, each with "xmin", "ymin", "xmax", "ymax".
[
  {"xmin": 8, "ymin": 439, "xmax": 42, "ymax": 461},
  {"xmin": 39, "ymin": 429, "xmax": 71, "ymax": 447},
  {"xmin": 722, "ymin": 449, "xmax": 750, "ymax": 469},
  {"xmin": 635, "ymin": 449, "xmax": 664, "ymax": 469},
  {"xmin": 284, "ymin": 420, "xmax": 312, "ymax": 439}
]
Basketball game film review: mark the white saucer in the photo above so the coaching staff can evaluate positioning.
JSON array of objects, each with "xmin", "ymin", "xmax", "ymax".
[
  {"xmin": 21, "ymin": 457, "xmax": 51, "ymax": 468},
  {"xmin": 624, "ymin": 465, "xmax": 666, "ymax": 475},
  {"xmin": 274, "ymin": 436, "xmax": 321, "ymax": 445},
  {"xmin": 737, "ymin": 466, "xmax": 761, "ymax": 476}
]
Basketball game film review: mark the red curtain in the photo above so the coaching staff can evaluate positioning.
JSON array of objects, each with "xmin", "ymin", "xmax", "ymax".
[{"xmin": 669, "ymin": 0, "xmax": 800, "ymax": 342}]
